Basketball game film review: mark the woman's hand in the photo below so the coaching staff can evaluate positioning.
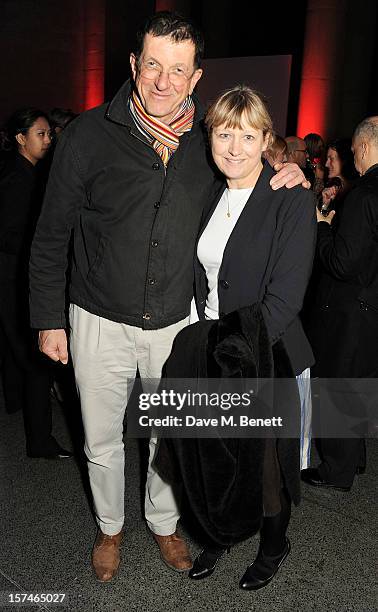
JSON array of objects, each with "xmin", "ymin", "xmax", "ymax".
[
  {"xmin": 321, "ymin": 185, "xmax": 338, "ymax": 207},
  {"xmin": 316, "ymin": 206, "xmax": 335, "ymax": 225}
]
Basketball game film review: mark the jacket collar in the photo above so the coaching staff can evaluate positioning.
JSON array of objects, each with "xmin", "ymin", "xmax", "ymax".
[
  {"xmin": 105, "ymin": 79, "xmax": 204, "ymax": 129},
  {"xmin": 199, "ymin": 160, "xmax": 275, "ymax": 237},
  {"xmin": 247, "ymin": 160, "xmax": 276, "ymax": 203},
  {"xmin": 363, "ymin": 163, "xmax": 378, "ymax": 178}
]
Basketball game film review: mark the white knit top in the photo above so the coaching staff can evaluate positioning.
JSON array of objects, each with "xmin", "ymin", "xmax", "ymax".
[{"xmin": 197, "ymin": 187, "xmax": 253, "ymax": 320}]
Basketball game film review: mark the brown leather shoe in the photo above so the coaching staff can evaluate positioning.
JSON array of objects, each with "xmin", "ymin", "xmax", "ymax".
[
  {"xmin": 153, "ymin": 531, "xmax": 193, "ymax": 572},
  {"xmin": 92, "ymin": 530, "xmax": 123, "ymax": 582}
]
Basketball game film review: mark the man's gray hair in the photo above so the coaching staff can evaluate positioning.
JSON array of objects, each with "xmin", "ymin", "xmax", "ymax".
[{"xmin": 354, "ymin": 117, "xmax": 378, "ymax": 147}]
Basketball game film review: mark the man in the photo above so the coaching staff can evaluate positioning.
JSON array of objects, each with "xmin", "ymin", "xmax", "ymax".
[
  {"xmin": 286, "ymin": 135, "xmax": 315, "ymax": 185},
  {"xmin": 302, "ymin": 116, "xmax": 378, "ymax": 491},
  {"xmin": 285, "ymin": 136, "xmax": 308, "ymax": 169},
  {"xmin": 29, "ymin": 12, "xmax": 307, "ymax": 582}
]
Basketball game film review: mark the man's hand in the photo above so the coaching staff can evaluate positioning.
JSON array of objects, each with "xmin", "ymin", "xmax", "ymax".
[
  {"xmin": 38, "ymin": 329, "xmax": 68, "ymax": 364},
  {"xmin": 316, "ymin": 207, "xmax": 335, "ymax": 225},
  {"xmin": 270, "ymin": 162, "xmax": 311, "ymax": 190}
]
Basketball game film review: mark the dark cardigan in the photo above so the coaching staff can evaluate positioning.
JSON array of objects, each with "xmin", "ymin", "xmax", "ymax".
[{"xmin": 155, "ymin": 304, "xmax": 301, "ymax": 547}]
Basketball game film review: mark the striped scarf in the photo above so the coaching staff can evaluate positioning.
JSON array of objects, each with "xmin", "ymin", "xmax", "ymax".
[{"xmin": 129, "ymin": 90, "xmax": 195, "ymax": 166}]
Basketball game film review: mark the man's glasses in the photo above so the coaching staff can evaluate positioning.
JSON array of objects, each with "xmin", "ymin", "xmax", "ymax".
[{"xmin": 138, "ymin": 59, "xmax": 194, "ymax": 85}]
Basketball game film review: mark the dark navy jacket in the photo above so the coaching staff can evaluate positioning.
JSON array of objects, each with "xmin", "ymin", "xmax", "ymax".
[{"xmin": 195, "ymin": 162, "xmax": 317, "ymax": 375}]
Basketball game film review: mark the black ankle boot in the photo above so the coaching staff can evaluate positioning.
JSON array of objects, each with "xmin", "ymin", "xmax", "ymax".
[
  {"xmin": 189, "ymin": 546, "xmax": 229, "ymax": 580},
  {"xmin": 239, "ymin": 537, "xmax": 291, "ymax": 590}
]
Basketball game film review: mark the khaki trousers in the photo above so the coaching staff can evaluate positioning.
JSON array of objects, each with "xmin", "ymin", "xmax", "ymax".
[{"xmin": 69, "ymin": 304, "xmax": 187, "ymax": 536}]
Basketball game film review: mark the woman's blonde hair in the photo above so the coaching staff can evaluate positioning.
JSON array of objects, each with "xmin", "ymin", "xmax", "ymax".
[{"xmin": 205, "ymin": 85, "xmax": 273, "ymax": 145}]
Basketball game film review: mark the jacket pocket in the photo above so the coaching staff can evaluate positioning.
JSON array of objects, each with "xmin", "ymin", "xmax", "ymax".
[{"xmin": 87, "ymin": 236, "xmax": 106, "ymax": 282}]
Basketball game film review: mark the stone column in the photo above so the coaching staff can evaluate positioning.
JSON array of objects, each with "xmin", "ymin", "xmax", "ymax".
[{"xmin": 296, "ymin": 0, "xmax": 348, "ymax": 140}]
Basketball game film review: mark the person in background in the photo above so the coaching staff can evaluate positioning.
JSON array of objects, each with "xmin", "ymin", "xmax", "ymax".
[
  {"xmin": 0, "ymin": 108, "xmax": 73, "ymax": 459},
  {"xmin": 304, "ymin": 132, "xmax": 325, "ymax": 195},
  {"xmin": 263, "ymin": 134, "xmax": 287, "ymax": 167},
  {"xmin": 285, "ymin": 136, "xmax": 308, "ymax": 169},
  {"xmin": 302, "ymin": 117, "xmax": 378, "ymax": 492},
  {"xmin": 302, "ymin": 138, "xmax": 357, "ymax": 326},
  {"xmin": 320, "ymin": 138, "xmax": 358, "ymax": 216},
  {"xmin": 48, "ymin": 108, "xmax": 78, "ymax": 138},
  {"xmin": 286, "ymin": 135, "xmax": 314, "ymax": 185}
]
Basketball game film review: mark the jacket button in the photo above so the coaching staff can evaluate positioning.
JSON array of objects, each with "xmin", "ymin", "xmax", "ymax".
[
  {"xmin": 321, "ymin": 304, "xmax": 329, "ymax": 310},
  {"xmin": 220, "ymin": 280, "xmax": 229, "ymax": 289},
  {"xmin": 152, "ymin": 163, "xmax": 160, "ymax": 170},
  {"xmin": 151, "ymin": 240, "xmax": 159, "ymax": 247},
  {"xmin": 154, "ymin": 202, "xmax": 160, "ymax": 209},
  {"xmin": 143, "ymin": 312, "xmax": 151, "ymax": 320},
  {"xmin": 148, "ymin": 278, "xmax": 156, "ymax": 285}
]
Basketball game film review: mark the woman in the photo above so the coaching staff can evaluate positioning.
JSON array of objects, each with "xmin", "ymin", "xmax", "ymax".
[
  {"xmin": 302, "ymin": 139, "xmax": 358, "ymax": 327},
  {"xmin": 0, "ymin": 108, "xmax": 72, "ymax": 458},
  {"xmin": 320, "ymin": 139, "xmax": 358, "ymax": 215},
  {"xmin": 158, "ymin": 86, "xmax": 316, "ymax": 590},
  {"xmin": 304, "ymin": 132, "xmax": 325, "ymax": 195}
]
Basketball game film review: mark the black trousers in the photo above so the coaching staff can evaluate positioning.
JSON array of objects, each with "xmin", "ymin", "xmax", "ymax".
[
  {"xmin": 317, "ymin": 438, "xmax": 366, "ymax": 488},
  {"xmin": 0, "ymin": 279, "xmax": 58, "ymax": 455},
  {"xmin": 311, "ymin": 378, "xmax": 368, "ymax": 488}
]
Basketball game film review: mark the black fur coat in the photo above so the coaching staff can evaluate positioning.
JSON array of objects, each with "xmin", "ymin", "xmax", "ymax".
[{"xmin": 154, "ymin": 304, "xmax": 301, "ymax": 547}]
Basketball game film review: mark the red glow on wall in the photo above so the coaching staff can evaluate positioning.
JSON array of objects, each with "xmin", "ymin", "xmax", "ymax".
[
  {"xmin": 85, "ymin": 71, "xmax": 104, "ymax": 111},
  {"xmin": 297, "ymin": 80, "xmax": 328, "ymax": 138},
  {"xmin": 155, "ymin": 0, "xmax": 177, "ymax": 10},
  {"xmin": 84, "ymin": 0, "xmax": 105, "ymax": 110}
]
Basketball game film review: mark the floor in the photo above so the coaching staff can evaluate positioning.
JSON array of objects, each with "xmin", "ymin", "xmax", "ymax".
[{"xmin": 0, "ymin": 389, "xmax": 377, "ymax": 612}]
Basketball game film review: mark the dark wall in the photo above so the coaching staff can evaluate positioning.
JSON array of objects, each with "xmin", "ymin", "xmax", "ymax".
[
  {"xmin": 369, "ymin": 35, "xmax": 378, "ymax": 117},
  {"xmin": 1, "ymin": 0, "xmax": 377, "ymax": 135},
  {"xmin": 0, "ymin": 0, "xmax": 85, "ymax": 123},
  {"xmin": 104, "ymin": 0, "xmax": 307, "ymax": 132},
  {"xmin": 105, "ymin": 0, "xmax": 155, "ymax": 100},
  {"xmin": 198, "ymin": 1, "xmax": 308, "ymax": 135}
]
